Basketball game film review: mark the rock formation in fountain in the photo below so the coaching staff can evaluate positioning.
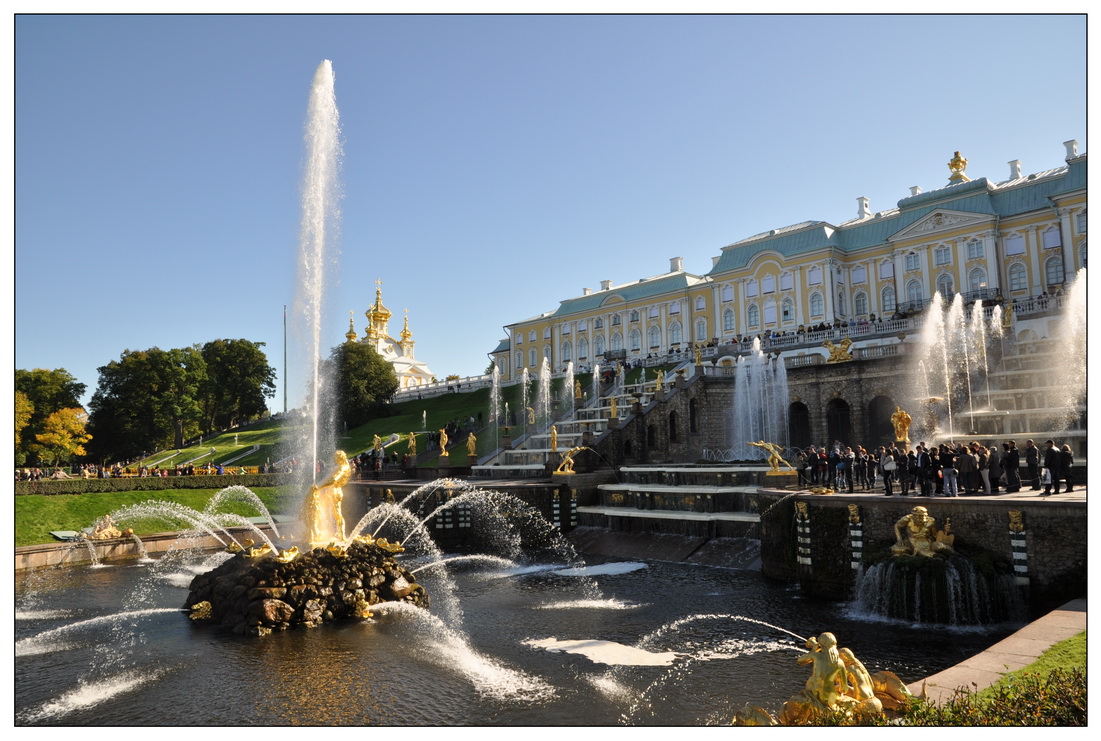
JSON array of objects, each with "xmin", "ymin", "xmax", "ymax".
[{"xmin": 183, "ymin": 539, "xmax": 429, "ymax": 637}]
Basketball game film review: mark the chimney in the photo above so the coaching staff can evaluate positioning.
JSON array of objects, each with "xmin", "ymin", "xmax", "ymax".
[
  {"xmin": 670, "ymin": 256, "xmax": 683, "ymax": 273},
  {"xmin": 909, "ymin": 186, "xmax": 922, "ymax": 197},
  {"xmin": 857, "ymin": 196, "xmax": 871, "ymax": 218},
  {"xmin": 582, "ymin": 287, "xmax": 591, "ymax": 296},
  {"xmin": 1008, "ymin": 160, "xmax": 1022, "ymax": 179},
  {"xmin": 1064, "ymin": 139, "xmax": 1079, "ymax": 160},
  {"xmin": 600, "ymin": 280, "xmax": 612, "ymax": 291}
]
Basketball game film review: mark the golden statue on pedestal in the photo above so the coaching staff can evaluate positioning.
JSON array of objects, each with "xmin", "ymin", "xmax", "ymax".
[
  {"xmin": 438, "ymin": 428, "xmax": 449, "ymax": 457},
  {"xmin": 609, "ymin": 396, "xmax": 618, "ymax": 418},
  {"xmin": 554, "ymin": 446, "xmax": 586, "ymax": 475},
  {"xmin": 407, "ymin": 432, "xmax": 417, "ymax": 456},
  {"xmin": 574, "ymin": 380, "xmax": 582, "ymax": 399},
  {"xmin": 301, "ymin": 450, "xmax": 352, "ymax": 546},
  {"xmin": 748, "ymin": 440, "xmax": 795, "ymax": 475},
  {"xmin": 948, "ymin": 150, "xmax": 970, "ymax": 182},
  {"xmin": 550, "ymin": 425, "xmax": 558, "ymax": 451},
  {"xmin": 823, "ymin": 337, "xmax": 854, "ymax": 363},
  {"xmin": 466, "ymin": 433, "xmax": 477, "ymax": 456},
  {"xmin": 891, "ymin": 406, "xmax": 912, "ymax": 444}
]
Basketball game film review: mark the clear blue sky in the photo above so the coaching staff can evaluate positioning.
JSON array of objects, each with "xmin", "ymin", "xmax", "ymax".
[{"xmin": 14, "ymin": 14, "xmax": 1087, "ymax": 411}]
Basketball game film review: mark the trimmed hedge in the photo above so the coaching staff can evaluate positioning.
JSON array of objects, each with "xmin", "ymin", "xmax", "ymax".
[{"xmin": 15, "ymin": 474, "xmax": 296, "ymax": 497}]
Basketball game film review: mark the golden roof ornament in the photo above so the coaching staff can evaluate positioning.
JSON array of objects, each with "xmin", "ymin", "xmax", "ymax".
[
  {"xmin": 948, "ymin": 150, "xmax": 970, "ymax": 183},
  {"xmin": 345, "ymin": 310, "xmax": 358, "ymax": 343},
  {"xmin": 400, "ymin": 308, "xmax": 413, "ymax": 344},
  {"xmin": 365, "ymin": 278, "xmax": 392, "ymax": 339}
]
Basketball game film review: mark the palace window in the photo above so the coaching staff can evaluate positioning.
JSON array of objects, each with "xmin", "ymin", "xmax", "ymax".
[
  {"xmin": 649, "ymin": 307, "xmax": 660, "ymax": 319},
  {"xmin": 1079, "ymin": 242, "xmax": 1087, "ymax": 268},
  {"xmin": 723, "ymin": 308, "xmax": 735, "ymax": 332},
  {"xmin": 836, "ymin": 291, "xmax": 846, "ymax": 316},
  {"xmin": 906, "ymin": 279, "xmax": 923, "ymax": 303},
  {"xmin": 577, "ymin": 338, "xmax": 588, "ymax": 359},
  {"xmin": 763, "ymin": 301, "xmax": 777, "ymax": 325},
  {"xmin": 695, "ymin": 318, "xmax": 707, "ymax": 340},
  {"xmin": 809, "ymin": 292, "xmax": 824, "ymax": 317},
  {"xmin": 669, "ymin": 301, "xmax": 681, "ymax": 315},
  {"xmin": 516, "ymin": 333, "xmax": 523, "ymax": 344},
  {"xmin": 1076, "ymin": 211, "xmax": 1086, "ymax": 234},
  {"xmin": 854, "ymin": 292, "xmax": 868, "ymax": 316},
  {"xmin": 905, "ymin": 253, "xmax": 921, "ymax": 271},
  {"xmin": 648, "ymin": 325, "xmax": 661, "ymax": 348},
  {"xmin": 629, "ymin": 310, "xmax": 639, "ymax": 322},
  {"xmin": 936, "ymin": 273, "xmax": 954, "ymax": 296},
  {"xmin": 561, "ymin": 324, "xmax": 570, "ymax": 335},
  {"xmin": 543, "ymin": 328, "xmax": 551, "ymax": 340},
  {"xmin": 695, "ymin": 296, "xmax": 706, "ymax": 311},
  {"xmin": 516, "ymin": 352, "xmax": 523, "ymax": 369},
  {"xmin": 1045, "ymin": 255, "xmax": 1065, "ymax": 286},
  {"xmin": 528, "ymin": 330, "xmax": 536, "ymax": 342},
  {"xmin": 669, "ymin": 322, "xmax": 682, "ymax": 345},
  {"xmin": 543, "ymin": 346, "xmax": 551, "ymax": 361},
  {"xmin": 721, "ymin": 284, "xmax": 734, "ymax": 302},
  {"xmin": 781, "ymin": 298, "xmax": 794, "ymax": 323},
  {"xmin": 594, "ymin": 335, "xmax": 605, "ymax": 355},
  {"xmin": 612, "ymin": 314, "xmax": 621, "ymax": 326},
  {"xmin": 807, "ymin": 266, "xmax": 822, "ymax": 285},
  {"xmin": 529, "ymin": 348, "xmax": 536, "ymax": 367},
  {"xmin": 934, "ymin": 246, "xmax": 952, "ymax": 266},
  {"xmin": 1004, "ymin": 234, "xmax": 1026, "ymax": 256},
  {"xmin": 780, "ymin": 272, "xmax": 794, "ymax": 291},
  {"xmin": 968, "ymin": 268, "xmax": 987, "ymax": 293},
  {"xmin": 881, "ymin": 285, "xmax": 896, "ymax": 314},
  {"xmin": 967, "ymin": 239, "xmax": 985, "ymax": 260},
  {"xmin": 1042, "ymin": 225, "xmax": 1062, "ymax": 249},
  {"xmin": 747, "ymin": 304, "xmax": 760, "ymax": 327},
  {"xmin": 852, "ymin": 265, "xmax": 867, "ymax": 284},
  {"xmin": 578, "ymin": 320, "xmax": 587, "ymax": 332},
  {"xmin": 879, "ymin": 260, "xmax": 894, "ymax": 280},
  {"xmin": 561, "ymin": 341, "xmax": 572, "ymax": 362},
  {"xmin": 762, "ymin": 275, "xmax": 776, "ymax": 294},
  {"xmin": 594, "ymin": 317, "xmax": 603, "ymax": 329},
  {"xmin": 1008, "ymin": 262, "xmax": 1028, "ymax": 292},
  {"xmin": 613, "ymin": 332, "xmax": 624, "ymax": 352},
  {"xmin": 746, "ymin": 279, "xmax": 759, "ymax": 297}
]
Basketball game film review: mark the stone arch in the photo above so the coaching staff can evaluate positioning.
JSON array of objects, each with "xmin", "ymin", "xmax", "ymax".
[
  {"xmin": 668, "ymin": 410, "xmax": 679, "ymax": 442},
  {"xmin": 826, "ymin": 398, "xmax": 852, "ymax": 447},
  {"xmin": 789, "ymin": 402, "xmax": 811, "ymax": 449},
  {"xmin": 689, "ymin": 398, "xmax": 699, "ymax": 434},
  {"xmin": 867, "ymin": 395, "xmax": 896, "ymax": 448}
]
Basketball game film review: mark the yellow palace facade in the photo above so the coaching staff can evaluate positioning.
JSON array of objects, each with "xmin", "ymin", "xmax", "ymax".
[{"xmin": 490, "ymin": 141, "xmax": 1085, "ymax": 380}]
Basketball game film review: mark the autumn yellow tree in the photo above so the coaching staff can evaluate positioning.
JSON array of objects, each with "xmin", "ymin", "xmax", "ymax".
[
  {"xmin": 33, "ymin": 407, "xmax": 92, "ymax": 467},
  {"xmin": 15, "ymin": 391, "xmax": 34, "ymax": 459}
]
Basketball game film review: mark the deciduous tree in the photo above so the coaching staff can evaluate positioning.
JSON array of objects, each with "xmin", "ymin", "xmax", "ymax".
[
  {"xmin": 33, "ymin": 407, "xmax": 92, "ymax": 466},
  {"xmin": 15, "ymin": 368, "xmax": 86, "ymax": 465},
  {"xmin": 199, "ymin": 339, "xmax": 277, "ymax": 433},
  {"xmin": 323, "ymin": 341, "xmax": 398, "ymax": 429}
]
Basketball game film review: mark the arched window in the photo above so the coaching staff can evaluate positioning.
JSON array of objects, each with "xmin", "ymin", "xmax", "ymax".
[
  {"xmin": 594, "ymin": 317, "xmax": 603, "ymax": 329},
  {"xmin": 881, "ymin": 285, "xmax": 896, "ymax": 314},
  {"xmin": 689, "ymin": 398, "xmax": 699, "ymax": 433},
  {"xmin": 612, "ymin": 333, "xmax": 624, "ymax": 352},
  {"xmin": 543, "ymin": 327, "xmax": 551, "ymax": 340},
  {"xmin": 936, "ymin": 273, "xmax": 954, "ymax": 297},
  {"xmin": 668, "ymin": 410, "xmax": 679, "ymax": 443},
  {"xmin": 968, "ymin": 268, "xmax": 987, "ymax": 293},
  {"xmin": 809, "ymin": 292, "xmax": 824, "ymax": 317},
  {"xmin": 594, "ymin": 335, "xmax": 605, "ymax": 356},
  {"xmin": 723, "ymin": 308, "xmax": 735, "ymax": 331},
  {"xmin": 763, "ymin": 300, "xmax": 777, "ymax": 325},
  {"xmin": 649, "ymin": 306, "xmax": 660, "ymax": 318},
  {"xmin": 836, "ymin": 291, "xmax": 846, "ymax": 316},
  {"xmin": 967, "ymin": 239, "xmax": 984, "ymax": 260},
  {"xmin": 515, "ymin": 351, "xmax": 523, "ymax": 370},
  {"xmin": 577, "ymin": 338, "xmax": 588, "ymax": 359},
  {"xmin": 695, "ymin": 296, "xmax": 706, "ymax": 311},
  {"xmin": 1008, "ymin": 262, "xmax": 1028, "ymax": 292},
  {"xmin": 906, "ymin": 279, "xmax": 923, "ymax": 303},
  {"xmin": 612, "ymin": 314, "xmax": 621, "ymax": 326},
  {"xmin": 648, "ymin": 325, "xmax": 661, "ymax": 348},
  {"xmin": 629, "ymin": 329, "xmax": 641, "ymax": 351},
  {"xmin": 543, "ymin": 346, "xmax": 551, "ymax": 361},
  {"xmin": 629, "ymin": 310, "xmax": 640, "ymax": 322},
  {"xmin": 781, "ymin": 297, "xmax": 794, "ymax": 323},
  {"xmin": 529, "ymin": 348, "xmax": 536, "ymax": 367},
  {"xmin": 1079, "ymin": 241, "xmax": 1087, "ymax": 268},
  {"xmin": 669, "ymin": 322, "xmax": 682, "ymax": 345},
  {"xmin": 1045, "ymin": 255, "xmax": 1066, "ymax": 286},
  {"xmin": 528, "ymin": 330, "xmax": 536, "ymax": 343},
  {"xmin": 721, "ymin": 284, "xmax": 734, "ymax": 302},
  {"xmin": 561, "ymin": 341, "xmax": 572, "ymax": 362},
  {"xmin": 854, "ymin": 292, "xmax": 868, "ymax": 316},
  {"xmin": 747, "ymin": 304, "xmax": 760, "ymax": 328},
  {"xmin": 695, "ymin": 318, "xmax": 707, "ymax": 340}
]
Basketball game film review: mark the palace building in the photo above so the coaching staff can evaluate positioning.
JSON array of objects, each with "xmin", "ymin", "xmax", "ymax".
[
  {"xmin": 489, "ymin": 141, "xmax": 1086, "ymax": 381},
  {"xmin": 349, "ymin": 281, "xmax": 436, "ymax": 390}
]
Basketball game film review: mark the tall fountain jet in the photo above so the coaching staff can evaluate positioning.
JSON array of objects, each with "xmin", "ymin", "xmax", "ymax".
[{"xmin": 289, "ymin": 60, "xmax": 343, "ymax": 486}]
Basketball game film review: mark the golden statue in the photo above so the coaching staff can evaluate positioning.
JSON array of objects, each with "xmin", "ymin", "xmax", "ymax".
[
  {"xmin": 438, "ymin": 428, "xmax": 449, "ymax": 456},
  {"xmin": 655, "ymin": 369, "xmax": 664, "ymax": 391},
  {"xmin": 550, "ymin": 425, "xmax": 558, "ymax": 451},
  {"xmin": 305, "ymin": 450, "xmax": 352, "ymax": 545},
  {"xmin": 891, "ymin": 406, "xmax": 912, "ymax": 443},
  {"xmin": 695, "ymin": 346, "xmax": 702, "ymax": 365},
  {"xmin": 948, "ymin": 150, "xmax": 970, "ymax": 182},
  {"xmin": 748, "ymin": 440, "xmax": 795, "ymax": 475},
  {"xmin": 779, "ymin": 633, "xmax": 852, "ymax": 725},
  {"xmin": 891, "ymin": 506, "xmax": 955, "ymax": 558},
  {"xmin": 609, "ymin": 396, "xmax": 618, "ymax": 418},
  {"xmin": 301, "ymin": 482, "xmax": 325, "ymax": 546},
  {"xmin": 1002, "ymin": 300, "xmax": 1015, "ymax": 328},
  {"xmin": 189, "ymin": 601, "xmax": 213, "ymax": 620},
  {"xmin": 466, "ymin": 433, "xmax": 477, "ymax": 456},
  {"xmin": 554, "ymin": 446, "xmax": 586, "ymax": 475},
  {"xmin": 838, "ymin": 647, "xmax": 883, "ymax": 717},
  {"xmin": 407, "ymin": 432, "xmax": 417, "ymax": 456},
  {"xmin": 526, "ymin": 407, "xmax": 535, "ymax": 424},
  {"xmin": 823, "ymin": 337, "xmax": 854, "ymax": 363},
  {"xmin": 373, "ymin": 434, "xmax": 383, "ymax": 454},
  {"xmin": 574, "ymin": 379, "xmax": 582, "ymax": 399},
  {"xmin": 274, "ymin": 546, "xmax": 299, "ymax": 563}
]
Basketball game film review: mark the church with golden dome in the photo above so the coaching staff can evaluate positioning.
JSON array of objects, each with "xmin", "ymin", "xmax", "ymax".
[{"xmin": 347, "ymin": 280, "xmax": 436, "ymax": 390}]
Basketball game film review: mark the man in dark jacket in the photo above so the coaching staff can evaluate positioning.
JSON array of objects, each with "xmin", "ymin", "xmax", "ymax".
[
  {"xmin": 1025, "ymin": 439, "xmax": 1040, "ymax": 490},
  {"xmin": 1058, "ymin": 444, "xmax": 1075, "ymax": 493},
  {"xmin": 1004, "ymin": 441, "xmax": 1021, "ymax": 493},
  {"xmin": 1041, "ymin": 440, "xmax": 1062, "ymax": 496}
]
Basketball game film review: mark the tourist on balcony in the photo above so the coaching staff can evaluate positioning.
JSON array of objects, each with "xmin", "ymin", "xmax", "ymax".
[
  {"xmin": 1003, "ymin": 441, "xmax": 1021, "ymax": 492},
  {"xmin": 1058, "ymin": 444, "xmax": 1075, "ymax": 493},
  {"xmin": 1041, "ymin": 440, "xmax": 1062, "ymax": 496},
  {"xmin": 1024, "ymin": 439, "xmax": 1041, "ymax": 490}
]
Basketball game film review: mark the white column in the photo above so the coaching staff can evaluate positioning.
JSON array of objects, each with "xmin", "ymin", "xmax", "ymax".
[
  {"xmin": 823, "ymin": 260, "xmax": 837, "ymax": 321},
  {"xmin": 1058, "ymin": 207, "xmax": 1077, "ymax": 280},
  {"xmin": 1026, "ymin": 226, "xmax": 1042, "ymax": 294}
]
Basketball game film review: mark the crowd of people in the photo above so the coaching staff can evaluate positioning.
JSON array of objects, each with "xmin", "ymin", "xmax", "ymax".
[{"xmin": 794, "ymin": 438, "xmax": 1076, "ymax": 497}]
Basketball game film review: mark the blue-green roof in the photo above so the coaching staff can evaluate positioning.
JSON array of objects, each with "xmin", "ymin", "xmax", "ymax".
[{"xmin": 551, "ymin": 273, "xmax": 704, "ymax": 318}]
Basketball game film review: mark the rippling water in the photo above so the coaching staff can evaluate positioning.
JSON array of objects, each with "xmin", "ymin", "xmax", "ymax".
[{"xmin": 15, "ymin": 551, "xmax": 1017, "ymax": 726}]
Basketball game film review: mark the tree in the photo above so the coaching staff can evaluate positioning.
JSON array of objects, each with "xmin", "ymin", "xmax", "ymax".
[
  {"xmin": 324, "ymin": 341, "xmax": 398, "ymax": 429},
  {"xmin": 87, "ymin": 347, "xmax": 207, "ymax": 461},
  {"xmin": 15, "ymin": 368, "xmax": 87, "ymax": 465},
  {"xmin": 198, "ymin": 339, "xmax": 277, "ymax": 433},
  {"xmin": 33, "ymin": 407, "xmax": 92, "ymax": 466},
  {"xmin": 15, "ymin": 391, "xmax": 34, "ymax": 465}
]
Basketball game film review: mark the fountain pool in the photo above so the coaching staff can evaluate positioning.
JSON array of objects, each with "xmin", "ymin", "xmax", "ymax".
[{"xmin": 16, "ymin": 548, "xmax": 1014, "ymax": 726}]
